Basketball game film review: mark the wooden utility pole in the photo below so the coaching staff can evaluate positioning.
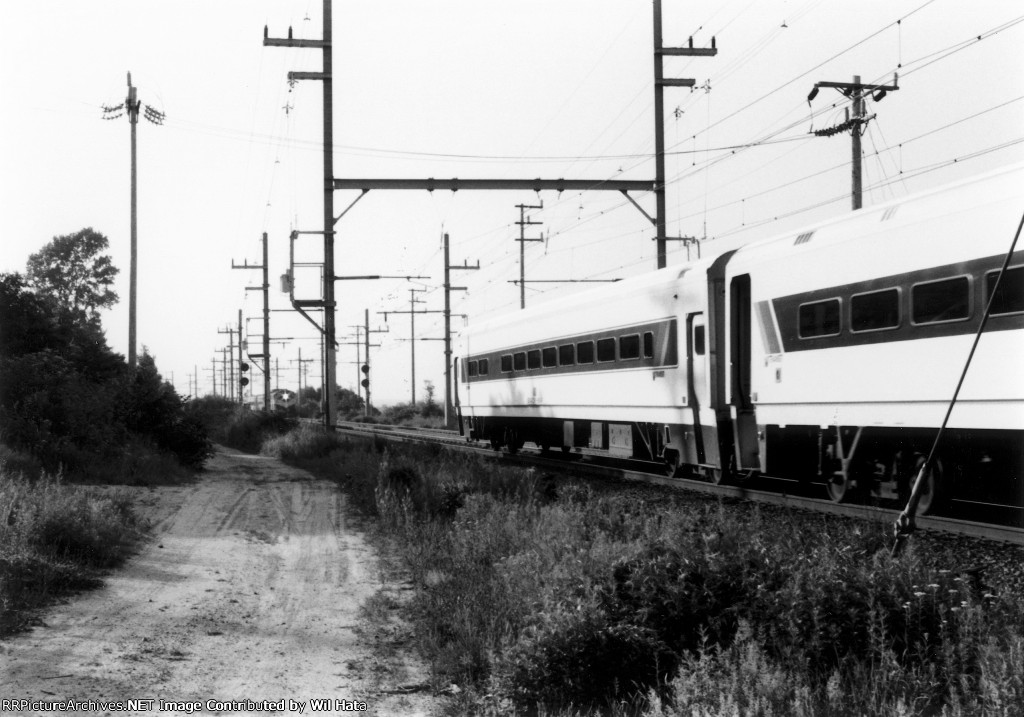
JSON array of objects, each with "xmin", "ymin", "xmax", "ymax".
[
  {"xmin": 103, "ymin": 73, "xmax": 164, "ymax": 369},
  {"xmin": 233, "ymin": 233, "xmax": 271, "ymax": 411},
  {"xmin": 127, "ymin": 75, "xmax": 139, "ymax": 370},
  {"xmin": 409, "ymin": 288, "xmax": 424, "ymax": 405},
  {"xmin": 381, "ymin": 291, "xmax": 445, "ymax": 405},
  {"xmin": 515, "ymin": 204, "xmax": 543, "ymax": 309},
  {"xmin": 807, "ymin": 74, "xmax": 899, "ymax": 210},
  {"xmin": 265, "ymin": 1, "xmax": 337, "ymax": 429},
  {"xmin": 217, "ymin": 326, "xmax": 236, "ymax": 400},
  {"xmin": 443, "ymin": 233, "xmax": 477, "ymax": 426}
]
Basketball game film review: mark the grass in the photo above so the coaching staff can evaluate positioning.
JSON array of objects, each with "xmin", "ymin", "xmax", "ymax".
[
  {"xmin": 269, "ymin": 427, "xmax": 1024, "ymax": 716},
  {"xmin": 0, "ymin": 458, "xmax": 144, "ymax": 635}
]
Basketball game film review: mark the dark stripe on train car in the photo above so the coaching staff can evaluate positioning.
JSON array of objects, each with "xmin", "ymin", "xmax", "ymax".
[
  {"xmin": 465, "ymin": 318, "xmax": 678, "ymax": 383},
  {"xmin": 772, "ymin": 254, "xmax": 1023, "ymax": 353}
]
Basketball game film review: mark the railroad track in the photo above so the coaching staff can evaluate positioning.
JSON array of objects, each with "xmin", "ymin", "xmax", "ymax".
[{"xmin": 328, "ymin": 420, "xmax": 1024, "ymax": 546}]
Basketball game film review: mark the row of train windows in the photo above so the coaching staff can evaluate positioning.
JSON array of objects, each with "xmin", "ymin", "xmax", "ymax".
[
  {"xmin": 798, "ymin": 267, "xmax": 1024, "ymax": 338},
  {"xmin": 466, "ymin": 331, "xmax": 656, "ymax": 377}
]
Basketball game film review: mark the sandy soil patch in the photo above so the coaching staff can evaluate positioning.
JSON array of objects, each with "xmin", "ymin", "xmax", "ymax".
[{"xmin": 0, "ymin": 447, "xmax": 437, "ymax": 717}]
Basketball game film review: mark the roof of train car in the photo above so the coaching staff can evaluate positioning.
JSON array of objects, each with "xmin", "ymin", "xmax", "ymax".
[{"xmin": 461, "ymin": 162, "xmax": 1023, "ymax": 340}]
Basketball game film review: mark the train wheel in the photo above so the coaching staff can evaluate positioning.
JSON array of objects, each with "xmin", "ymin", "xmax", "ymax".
[
  {"xmin": 910, "ymin": 456, "xmax": 944, "ymax": 516},
  {"xmin": 503, "ymin": 428, "xmax": 523, "ymax": 455},
  {"xmin": 826, "ymin": 471, "xmax": 859, "ymax": 503},
  {"xmin": 664, "ymin": 449, "xmax": 681, "ymax": 477}
]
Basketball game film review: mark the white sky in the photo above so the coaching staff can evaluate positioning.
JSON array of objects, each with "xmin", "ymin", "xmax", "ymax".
[{"xmin": 2, "ymin": 0, "xmax": 1022, "ymax": 407}]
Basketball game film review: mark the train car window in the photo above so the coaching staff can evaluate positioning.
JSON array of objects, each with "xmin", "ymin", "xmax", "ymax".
[
  {"xmin": 467, "ymin": 360, "xmax": 478, "ymax": 377},
  {"xmin": 798, "ymin": 298, "xmax": 841, "ymax": 338},
  {"xmin": 559, "ymin": 344, "xmax": 575, "ymax": 365},
  {"xmin": 619, "ymin": 334, "xmax": 641, "ymax": 360},
  {"xmin": 527, "ymin": 350, "xmax": 541, "ymax": 369},
  {"xmin": 693, "ymin": 325, "xmax": 706, "ymax": 356},
  {"xmin": 514, "ymin": 352, "xmax": 527, "ymax": 371},
  {"xmin": 912, "ymin": 276, "xmax": 970, "ymax": 324},
  {"xmin": 479, "ymin": 358, "xmax": 489, "ymax": 375},
  {"xmin": 577, "ymin": 341, "xmax": 594, "ymax": 364},
  {"xmin": 597, "ymin": 338, "xmax": 616, "ymax": 362},
  {"xmin": 643, "ymin": 332, "xmax": 654, "ymax": 358},
  {"xmin": 500, "ymin": 355, "xmax": 512, "ymax": 373},
  {"xmin": 851, "ymin": 288, "xmax": 900, "ymax": 332},
  {"xmin": 542, "ymin": 347, "xmax": 557, "ymax": 367},
  {"xmin": 986, "ymin": 266, "xmax": 1024, "ymax": 315}
]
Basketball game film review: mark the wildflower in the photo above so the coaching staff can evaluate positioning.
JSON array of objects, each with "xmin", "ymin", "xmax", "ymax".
[
  {"xmin": 928, "ymin": 583, "xmax": 939, "ymax": 589},
  {"xmin": 914, "ymin": 592, "xmax": 926, "ymax": 598}
]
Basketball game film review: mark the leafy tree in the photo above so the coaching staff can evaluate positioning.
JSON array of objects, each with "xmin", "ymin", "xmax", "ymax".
[
  {"xmin": 336, "ymin": 387, "xmax": 365, "ymax": 415},
  {"xmin": 26, "ymin": 228, "xmax": 119, "ymax": 324},
  {"xmin": 421, "ymin": 380, "xmax": 442, "ymax": 418}
]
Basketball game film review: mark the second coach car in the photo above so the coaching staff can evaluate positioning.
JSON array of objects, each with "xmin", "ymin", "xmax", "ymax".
[{"xmin": 456, "ymin": 164, "xmax": 1024, "ymax": 523}]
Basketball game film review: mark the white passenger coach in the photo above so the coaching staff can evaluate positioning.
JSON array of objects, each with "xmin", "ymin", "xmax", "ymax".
[{"xmin": 456, "ymin": 164, "xmax": 1024, "ymax": 524}]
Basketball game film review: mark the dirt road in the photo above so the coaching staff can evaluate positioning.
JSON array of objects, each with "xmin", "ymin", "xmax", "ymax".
[{"xmin": 0, "ymin": 447, "xmax": 437, "ymax": 716}]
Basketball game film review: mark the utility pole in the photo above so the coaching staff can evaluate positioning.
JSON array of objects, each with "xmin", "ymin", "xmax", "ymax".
[
  {"xmin": 363, "ymin": 309, "xmax": 389, "ymax": 417},
  {"xmin": 443, "ymin": 233, "xmax": 477, "ymax": 427},
  {"xmin": 237, "ymin": 309, "xmax": 245, "ymax": 405},
  {"xmin": 219, "ymin": 348, "xmax": 230, "ymax": 398},
  {"xmin": 381, "ymin": 290, "xmax": 446, "ymax": 405},
  {"xmin": 233, "ymin": 233, "xmax": 271, "ymax": 411},
  {"xmin": 807, "ymin": 74, "xmax": 899, "ymax": 210},
  {"xmin": 515, "ymin": 204, "xmax": 544, "ymax": 309},
  {"xmin": 218, "ymin": 325, "xmax": 236, "ymax": 402},
  {"xmin": 410, "ymin": 288, "xmax": 424, "ymax": 405},
  {"xmin": 265, "ymin": 2, "xmax": 337, "ymax": 429},
  {"xmin": 103, "ymin": 73, "xmax": 164, "ymax": 370},
  {"xmin": 652, "ymin": 0, "xmax": 717, "ymax": 268},
  {"xmin": 292, "ymin": 348, "xmax": 315, "ymax": 408},
  {"xmin": 207, "ymin": 358, "xmax": 217, "ymax": 397}
]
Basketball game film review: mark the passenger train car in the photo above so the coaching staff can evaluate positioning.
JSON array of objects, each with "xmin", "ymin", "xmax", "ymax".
[{"xmin": 455, "ymin": 164, "xmax": 1024, "ymax": 524}]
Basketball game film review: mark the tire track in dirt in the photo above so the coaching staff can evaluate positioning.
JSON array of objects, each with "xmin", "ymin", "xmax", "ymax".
[{"xmin": 0, "ymin": 446, "xmax": 435, "ymax": 716}]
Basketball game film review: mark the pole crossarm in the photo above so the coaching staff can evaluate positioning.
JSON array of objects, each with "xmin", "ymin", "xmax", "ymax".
[
  {"xmin": 334, "ymin": 274, "xmax": 430, "ymax": 281},
  {"xmin": 333, "ymin": 178, "xmax": 652, "ymax": 192},
  {"xmin": 657, "ymin": 78, "xmax": 697, "ymax": 87},
  {"xmin": 287, "ymin": 71, "xmax": 331, "ymax": 81},
  {"xmin": 264, "ymin": 38, "xmax": 331, "ymax": 50}
]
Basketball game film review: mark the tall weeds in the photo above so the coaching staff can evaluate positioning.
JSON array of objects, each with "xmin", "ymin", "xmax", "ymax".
[
  {"xmin": 0, "ymin": 462, "xmax": 143, "ymax": 634},
  {"xmin": 269, "ymin": 427, "xmax": 1024, "ymax": 716}
]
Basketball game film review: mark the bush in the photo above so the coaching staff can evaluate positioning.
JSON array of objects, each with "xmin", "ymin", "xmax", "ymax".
[
  {"xmin": 223, "ymin": 410, "xmax": 296, "ymax": 454},
  {"xmin": 504, "ymin": 605, "xmax": 676, "ymax": 713}
]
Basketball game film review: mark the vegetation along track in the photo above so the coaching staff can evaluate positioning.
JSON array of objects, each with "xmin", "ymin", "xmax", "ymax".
[{"xmin": 333, "ymin": 420, "xmax": 1024, "ymax": 547}]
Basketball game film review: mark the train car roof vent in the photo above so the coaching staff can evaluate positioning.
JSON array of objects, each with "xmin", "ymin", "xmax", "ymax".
[
  {"xmin": 881, "ymin": 206, "xmax": 899, "ymax": 222},
  {"xmin": 794, "ymin": 231, "xmax": 815, "ymax": 245}
]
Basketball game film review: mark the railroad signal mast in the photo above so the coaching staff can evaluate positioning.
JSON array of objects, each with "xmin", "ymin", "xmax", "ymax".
[{"xmin": 264, "ymin": 2, "xmax": 338, "ymax": 430}]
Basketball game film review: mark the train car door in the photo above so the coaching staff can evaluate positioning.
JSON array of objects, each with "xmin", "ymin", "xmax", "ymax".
[
  {"xmin": 730, "ymin": 274, "xmax": 760, "ymax": 471},
  {"xmin": 686, "ymin": 312, "xmax": 708, "ymax": 463}
]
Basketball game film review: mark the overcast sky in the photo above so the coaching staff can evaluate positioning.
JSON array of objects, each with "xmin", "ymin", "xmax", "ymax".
[{"xmin": 2, "ymin": 0, "xmax": 1022, "ymax": 407}]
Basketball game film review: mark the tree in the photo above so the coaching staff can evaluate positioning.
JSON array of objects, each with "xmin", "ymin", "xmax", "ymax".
[{"xmin": 26, "ymin": 228, "xmax": 119, "ymax": 323}]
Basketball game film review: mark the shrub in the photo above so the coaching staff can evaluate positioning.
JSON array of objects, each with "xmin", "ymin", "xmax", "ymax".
[
  {"xmin": 223, "ymin": 410, "xmax": 296, "ymax": 453},
  {"xmin": 503, "ymin": 605, "xmax": 676, "ymax": 713}
]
